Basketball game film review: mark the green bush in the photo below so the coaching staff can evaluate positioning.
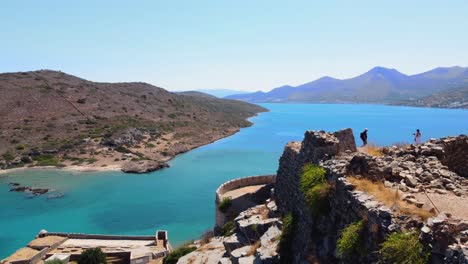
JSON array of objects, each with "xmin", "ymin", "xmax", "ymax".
[
  {"xmin": 218, "ymin": 197, "xmax": 232, "ymax": 213},
  {"xmin": 337, "ymin": 220, "xmax": 365, "ymax": 259},
  {"xmin": 381, "ymin": 232, "xmax": 429, "ymax": 264},
  {"xmin": 300, "ymin": 164, "xmax": 330, "ymax": 215},
  {"xmin": 115, "ymin": 146, "xmax": 130, "ymax": 153},
  {"xmin": 300, "ymin": 164, "xmax": 327, "ymax": 192},
  {"xmin": 163, "ymin": 245, "xmax": 196, "ymax": 264},
  {"xmin": 279, "ymin": 213, "xmax": 296, "ymax": 264},
  {"xmin": 220, "ymin": 221, "xmax": 235, "ymax": 237},
  {"xmin": 16, "ymin": 144, "xmax": 25, "ymax": 150},
  {"xmin": 304, "ymin": 182, "xmax": 331, "ymax": 216},
  {"xmin": 87, "ymin": 157, "xmax": 98, "ymax": 164},
  {"xmin": 33, "ymin": 154, "xmax": 59, "ymax": 166},
  {"xmin": 78, "ymin": 247, "xmax": 106, "ymax": 264},
  {"xmin": 2, "ymin": 152, "xmax": 14, "ymax": 162}
]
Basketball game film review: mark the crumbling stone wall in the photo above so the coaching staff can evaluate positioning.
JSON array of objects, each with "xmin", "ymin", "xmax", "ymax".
[
  {"xmin": 275, "ymin": 128, "xmax": 468, "ymax": 263},
  {"xmin": 275, "ymin": 128, "xmax": 361, "ymax": 262},
  {"xmin": 429, "ymin": 135, "xmax": 468, "ymax": 178}
]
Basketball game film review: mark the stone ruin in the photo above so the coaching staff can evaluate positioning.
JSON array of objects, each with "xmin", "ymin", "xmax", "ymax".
[
  {"xmin": 275, "ymin": 128, "xmax": 468, "ymax": 263},
  {"xmin": 175, "ymin": 129, "xmax": 467, "ymax": 263}
]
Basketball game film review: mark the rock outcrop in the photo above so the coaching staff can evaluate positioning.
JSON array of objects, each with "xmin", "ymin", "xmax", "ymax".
[
  {"xmin": 274, "ymin": 129, "xmax": 468, "ymax": 263},
  {"xmin": 175, "ymin": 129, "xmax": 467, "ymax": 264},
  {"xmin": 178, "ymin": 202, "xmax": 281, "ymax": 264},
  {"xmin": 9, "ymin": 183, "xmax": 51, "ymax": 196},
  {"xmin": 121, "ymin": 160, "xmax": 169, "ymax": 173}
]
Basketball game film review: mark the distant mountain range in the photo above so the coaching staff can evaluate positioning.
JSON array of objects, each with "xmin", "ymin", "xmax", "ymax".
[{"xmin": 226, "ymin": 66, "xmax": 468, "ymax": 105}]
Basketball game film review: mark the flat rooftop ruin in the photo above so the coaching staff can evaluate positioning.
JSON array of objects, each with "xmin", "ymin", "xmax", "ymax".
[{"xmin": 2, "ymin": 230, "xmax": 171, "ymax": 264}]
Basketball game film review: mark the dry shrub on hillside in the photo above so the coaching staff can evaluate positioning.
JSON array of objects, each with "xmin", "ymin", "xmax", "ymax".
[
  {"xmin": 348, "ymin": 177, "xmax": 435, "ymax": 220},
  {"xmin": 361, "ymin": 144, "xmax": 383, "ymax": 157}
]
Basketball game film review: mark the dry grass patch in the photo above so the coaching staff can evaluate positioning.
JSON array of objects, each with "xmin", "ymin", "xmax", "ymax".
[
  {"xmin": 259, "ymin": 205, "xmax": 270, "ymax": 220},
  {"xmin": 248, "ymin": 240, "xmax": 261, "ymax": 256},
  {"xmin": 361, "ymin": 144, "xmax": 383, "ymax": 157},
  {"xmin": 348, "ymin": 177, "xmax": 435, "ymax": 220}
]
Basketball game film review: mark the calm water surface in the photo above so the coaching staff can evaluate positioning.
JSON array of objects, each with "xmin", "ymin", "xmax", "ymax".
[{"xmin": 1, "ymin": 104, "xmax": 467, "ymax": 257}]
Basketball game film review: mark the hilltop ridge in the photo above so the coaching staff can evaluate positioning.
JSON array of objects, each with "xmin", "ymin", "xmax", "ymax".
[{"xmin": 0, "ymin": 70, "xmax": 267, "ymax": 173}]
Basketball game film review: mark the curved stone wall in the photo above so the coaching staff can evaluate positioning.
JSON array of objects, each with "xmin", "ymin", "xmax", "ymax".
[
  {"xmin": 215, "ymin": 175, "xmax": 276, "ymax": 202},
  {"xmin": 214, "ymin": 175, "xmax": 276, "ymax": 231}
]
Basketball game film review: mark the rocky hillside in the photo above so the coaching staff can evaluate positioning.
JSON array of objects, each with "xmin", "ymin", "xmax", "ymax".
[
  {"xmin": 172, "ymin": 130, "xmax": 468, "ymax": 263},
  {"xmin": 393, "ymin": 86, "xmax": 468, "ymax": 109},
  {"xmin": 226, "ymin": 66, "xmax": 468, "ymax": 104},
  {"xmin": 274, "ymin": 130, "xmax": 467, "ymax": 263},
  {"xmin": 0, "ymin": 70, "xmax": 267, "ymax": 172}
]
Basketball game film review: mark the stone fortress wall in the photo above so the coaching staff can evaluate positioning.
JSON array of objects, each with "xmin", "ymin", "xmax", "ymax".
[
  {"xmin": 274, "ymin": 128, "xmax": 468, "ymax": 263},
  {"xmin": 214, "ymin": 175, "xmax": 276, "ymax": 231}
]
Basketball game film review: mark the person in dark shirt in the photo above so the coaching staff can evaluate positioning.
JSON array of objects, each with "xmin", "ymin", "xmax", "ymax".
[{"xmin": 360, "ymin": 128, "xmax": 368, "ymax": 147}]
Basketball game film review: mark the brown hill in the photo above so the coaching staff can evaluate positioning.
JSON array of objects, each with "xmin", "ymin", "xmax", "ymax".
[{"xmin": 0, "ymin": 70, "xmax": 267, "ymax": 172}]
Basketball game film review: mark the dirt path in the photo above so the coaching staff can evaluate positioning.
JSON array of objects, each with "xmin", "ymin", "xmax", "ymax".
[{"xmin": 414, "ymin": 192, "xmax": 468, "ymax": 220}]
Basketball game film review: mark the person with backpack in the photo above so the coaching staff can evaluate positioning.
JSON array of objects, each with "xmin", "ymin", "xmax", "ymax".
[{"xmin": 360, "ymin": 128, "xmax": 368, "ymax": 147}]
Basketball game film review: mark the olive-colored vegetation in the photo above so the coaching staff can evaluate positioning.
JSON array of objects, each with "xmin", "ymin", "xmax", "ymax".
[
  {"xmin": 278, "ymin": 213, "xmax": 296, "ymax": 264},
  {"xmin": 163, "ymin": 245, "xmax": 196, "ymax": 264},
  {"xmin": 77, "ymin": 248, "xmax": 106, "ymax": 264},
  {"xmin": 337, "ymin": 220, "xmax": 365, "ymax": 260},
  {"xmin": 220, "ymin": 221, "xmax": 235, "ymax": 237},
  {"xmin": 380, "ymin": 232, "xmax": 429, "ymax": 264},
  {"xmin": 299, "ymin": 164, "xmax": 331, "ymax": 216},
  {"xmin": 32, "ymin": 154, "xmax": 60, "ymax": 167},
  {"xmin": 218, "ymin": 197, "xmax": 232, "ymax": 213}
]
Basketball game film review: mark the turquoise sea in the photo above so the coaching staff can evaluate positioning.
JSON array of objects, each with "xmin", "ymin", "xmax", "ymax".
[{"xmin": 1, "ymin": 104, "xmax": 467, "ymax": 258}]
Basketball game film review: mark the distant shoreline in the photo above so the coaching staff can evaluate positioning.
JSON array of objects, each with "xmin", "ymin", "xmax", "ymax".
[
  {"xmin": 0, "ymin": 164, "xmax": 121, "ymax": 175},
  {"xmin": 0, "ymin": 117, "xmax": 258, "ymax": 176},
  {"xmin": 257, "ymin": 101, "xmax": 468, "ymax": 110}
]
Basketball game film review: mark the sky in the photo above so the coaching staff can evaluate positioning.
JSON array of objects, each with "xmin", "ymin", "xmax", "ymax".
[{"xmin": 1, "ymin": 0, "xmax": 467, "ymax": 92}]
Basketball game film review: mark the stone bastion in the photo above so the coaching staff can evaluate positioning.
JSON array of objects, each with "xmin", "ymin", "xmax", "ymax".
[{"xmin": 214, "ymin": 175, "xmax": 276, "ymax": 232}]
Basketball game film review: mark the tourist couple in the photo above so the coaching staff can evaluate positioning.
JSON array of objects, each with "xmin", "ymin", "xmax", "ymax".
[{"xmin": 359, "ymin": 128, "xmax": 422, "ymax": 147}]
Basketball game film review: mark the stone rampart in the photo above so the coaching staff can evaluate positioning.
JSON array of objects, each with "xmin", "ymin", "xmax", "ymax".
[
  {"xmin": 39, "ymin": 232, "xmax": 155, "ymax": 240},
  {"xmin": 215, "ymin": 175, "xmax": 276, "ymax": 203},
  {"xmin": 275, "ymin": 128, "xmax": 359, "ymax": 262},
  {"xmin": 275, "ymin": 128, "xmax": 468, "ymax": 263},
  {"xmin": 215, "ymin": 175, "xmax": 276, "ymax": 231}
]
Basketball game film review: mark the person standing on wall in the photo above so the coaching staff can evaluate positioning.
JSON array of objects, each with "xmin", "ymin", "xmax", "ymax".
[
  {"xmin": 360, "ymin": 128, "xmax": 368, "ymax": 147},
  {"xmin": 413, "ymin": 129, "xmax": 421, "ymax": 144}
]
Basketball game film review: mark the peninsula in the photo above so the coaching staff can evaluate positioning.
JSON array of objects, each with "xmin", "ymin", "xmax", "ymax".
[{"xmin": 0, "ymin": 70, "xmax": 267, "ymax": 174}]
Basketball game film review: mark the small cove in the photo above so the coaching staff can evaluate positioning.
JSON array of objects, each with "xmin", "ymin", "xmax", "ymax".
[{"xmin": 1, "ymin": 103, "xmax": 467, "ymax": 258}]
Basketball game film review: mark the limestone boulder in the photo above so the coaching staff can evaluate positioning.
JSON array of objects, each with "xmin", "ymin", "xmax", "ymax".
[{"xmin": 121, "ymin": 160, "xmax": 168, "ymax": 173}]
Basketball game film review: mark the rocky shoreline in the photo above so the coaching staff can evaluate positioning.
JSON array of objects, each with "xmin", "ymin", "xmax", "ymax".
[
  {"xmin": 9, "ymin": 183, "xmax": 49, "ymax": 195},
  {"xmin": 0, "ymin": 123, "xmax": 249, "ymax": 175}
]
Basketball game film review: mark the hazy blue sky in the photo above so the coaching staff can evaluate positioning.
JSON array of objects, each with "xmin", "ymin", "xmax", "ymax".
[{"xmin": 1, "ymin": 1, "xmax": 467, "ymax": 91}]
